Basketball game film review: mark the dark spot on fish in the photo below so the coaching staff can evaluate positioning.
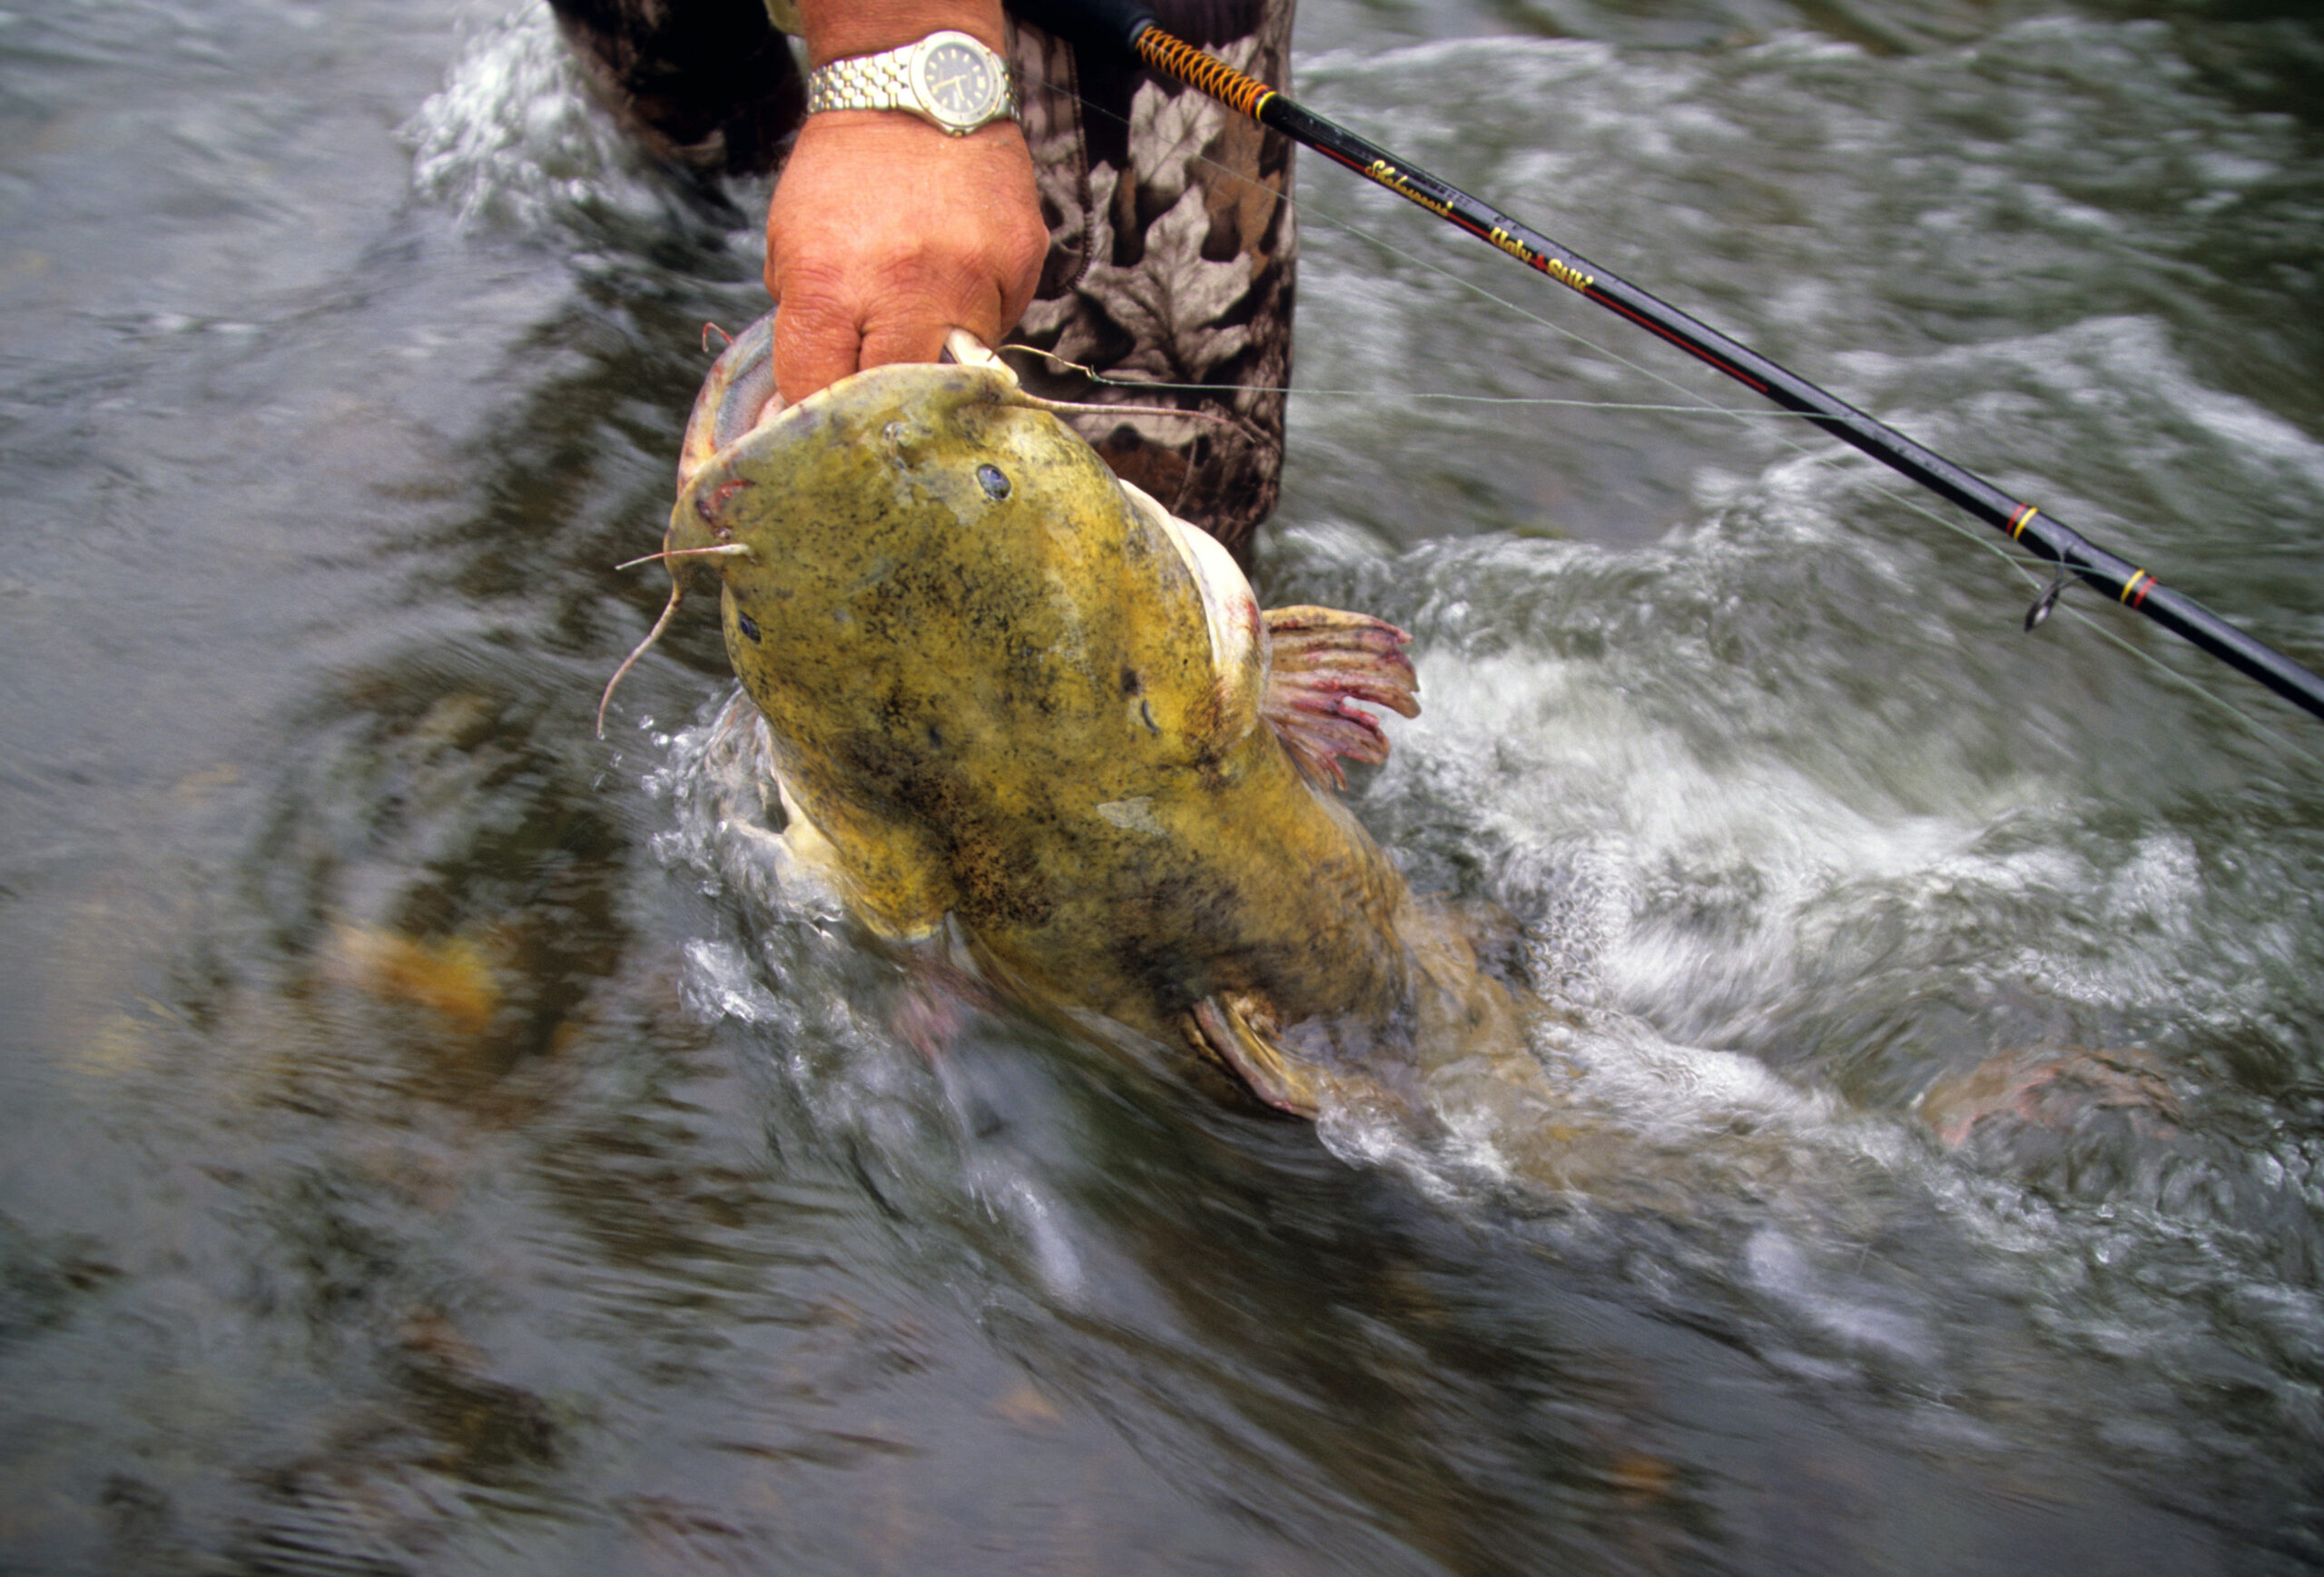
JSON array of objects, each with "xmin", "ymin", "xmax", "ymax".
[
  {"xmin": 977, "ymin": 463, "xmax": 1011, "ymax": 501},
  {"xmin": 927, "ymin": 723, "xmax": 943, "ymax": 750},
  {"xmin": 736, "ymin": 613, "xmax": 761, "ymax": 643},
  {"xmin": 1120, "ymin": 667, "xmax": 1142, "ymax": 696},
  {"xmin": 1101, "ymin": 867, "xmax": 1252, "ymax": 1010},
  {"xmin": 1140, "ymin": 699, "xmax": 1159, "ymax": 734}
]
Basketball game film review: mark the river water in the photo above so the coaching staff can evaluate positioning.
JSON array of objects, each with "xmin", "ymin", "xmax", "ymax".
[{"xmin": 3, "ymin": 0, "xmax": 2320, "ymax": 1571}]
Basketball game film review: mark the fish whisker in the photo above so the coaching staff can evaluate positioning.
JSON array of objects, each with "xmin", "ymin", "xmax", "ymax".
[
  {"xmin": 596, "ymin": 580, "xmax": 684, "ymax": 739},
  {"xmin": 995, "ymin": 343, "xmax": 1251, "ymax": 435},
  {"xmin": 615, "ymin": 543, "xmax": 754, "ymax": 571}
]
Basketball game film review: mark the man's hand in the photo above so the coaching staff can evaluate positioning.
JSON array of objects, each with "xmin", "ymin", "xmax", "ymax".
[{"xmin": 763, "ymin": 108, "xmax": 1049, "ymax": 407}]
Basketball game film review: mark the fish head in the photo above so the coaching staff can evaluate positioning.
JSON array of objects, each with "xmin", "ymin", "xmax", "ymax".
[{"xmin": 665, "ymin": 313, "xmax": 1269, "ymax": 857}]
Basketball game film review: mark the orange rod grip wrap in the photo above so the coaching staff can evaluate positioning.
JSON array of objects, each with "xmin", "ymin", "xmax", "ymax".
[{"xmin": 1133, "ymin": 26, "xmax": 1276, "ymax": 119}]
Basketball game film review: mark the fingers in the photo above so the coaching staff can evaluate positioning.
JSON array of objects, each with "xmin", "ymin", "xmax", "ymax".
[
  {"xmin": 763, "ymin": 111, "xmax": 1049, "ymax": 407},
  {"xmin": 768, "ymin": 265, "xmax": 870, "ymax": 405},
  {"xmin": 855, "ymin": 272, "xmax": 1007, "ymax": 370},
  {"xmin": 770, "ymin": 268, "xmax": 1000, "ymax": 409}
]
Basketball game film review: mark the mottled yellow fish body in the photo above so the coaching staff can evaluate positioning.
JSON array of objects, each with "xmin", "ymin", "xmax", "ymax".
[{"xmin": 661, "ymin": 319, "xmax": 1524, "ymax": 1117}]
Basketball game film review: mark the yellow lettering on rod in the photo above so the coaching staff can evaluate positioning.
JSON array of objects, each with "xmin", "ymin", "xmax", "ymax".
[
  {"xmin": 1365, "ymin": 159, "xmax": 1452, "ymax": 220},
  {"xmin": 1364, "ymin": 167, "xmax": 1595, "ymax": 291},
  {"xmin": 1488, "ymin": 226, "xmax": 1535, "ymax": 263},
  {"xmin": 1540, "ymin": 255, "xmax": 1596, "ymax": 291}
]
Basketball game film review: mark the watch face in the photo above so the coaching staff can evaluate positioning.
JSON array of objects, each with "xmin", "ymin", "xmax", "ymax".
[{"xmin": 915, "ymin": 38, "xmax": 1000, "ymax": 128}]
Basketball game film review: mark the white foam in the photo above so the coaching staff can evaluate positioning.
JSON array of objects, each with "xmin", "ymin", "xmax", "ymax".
[{"xmin": 402, "ymin": 1, "xmax": 657, "ymax": 234}]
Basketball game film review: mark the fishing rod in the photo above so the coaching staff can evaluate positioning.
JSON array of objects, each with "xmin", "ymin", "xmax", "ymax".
[{"xmin": 1010, "ymin": 0, "xmax": 2324, "ymax": 725}]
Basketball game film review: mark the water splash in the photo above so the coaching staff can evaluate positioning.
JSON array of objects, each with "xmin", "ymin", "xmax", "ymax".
[{"xmin": 402, "ymin": 1, "xmax": 669, "ymax": 235}]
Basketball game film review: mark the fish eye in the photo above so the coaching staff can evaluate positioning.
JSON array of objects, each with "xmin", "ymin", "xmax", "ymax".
[
  {"xmin": 736, "ymin": 612, "xmax": 761, "ymax": 643},
  {"xmin": 977, "ymin": 463, "xmax": 1011, "ymax": 501}
]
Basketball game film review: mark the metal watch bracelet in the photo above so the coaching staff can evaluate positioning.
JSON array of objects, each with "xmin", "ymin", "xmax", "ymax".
[{"xmin": 803, "ymin": 31, "xmax": 1019, "ymax": 134}]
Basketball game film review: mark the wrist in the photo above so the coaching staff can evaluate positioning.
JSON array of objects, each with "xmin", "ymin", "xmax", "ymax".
[
  {"xmin": 792, "ymin": 107, "xmax": 1027, "ymax": 159},
  {"xmin": 794, "ymin": 1, "xmax": 1005, "ymax": 68}
]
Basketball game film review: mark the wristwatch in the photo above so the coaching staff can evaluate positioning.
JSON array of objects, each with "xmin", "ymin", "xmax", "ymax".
[{"xmin": 804, "ymin": 30, "xmax": 1018, "ymax": 137}]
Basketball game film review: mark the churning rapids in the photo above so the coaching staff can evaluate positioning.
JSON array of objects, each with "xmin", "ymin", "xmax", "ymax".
[{"xmin": 3, "ymin": 1, "xmax": 2321, "ymax": 1572}]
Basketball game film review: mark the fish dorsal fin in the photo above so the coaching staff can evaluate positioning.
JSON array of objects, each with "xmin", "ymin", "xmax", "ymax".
[{"xmin": 1260, "ymin": 606, "xmax": 1421, "ymax": 792}]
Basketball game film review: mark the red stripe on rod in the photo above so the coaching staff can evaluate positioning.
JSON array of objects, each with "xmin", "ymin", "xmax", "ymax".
[{"xmin": 1586, "ymin": 290, "xmax": 1770, "ymax": 395}]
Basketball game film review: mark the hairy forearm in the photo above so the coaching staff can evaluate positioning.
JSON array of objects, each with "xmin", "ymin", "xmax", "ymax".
[{"xmin": 793, "ymin": 0, "xmax": 1007, "ymax": 64}]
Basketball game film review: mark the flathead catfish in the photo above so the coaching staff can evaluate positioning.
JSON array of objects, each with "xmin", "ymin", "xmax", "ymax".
[{"xmin": 637, "ymin": 312, "xmax": 1538, "ymax": 1120}]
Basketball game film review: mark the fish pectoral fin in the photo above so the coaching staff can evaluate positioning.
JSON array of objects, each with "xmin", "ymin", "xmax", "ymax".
[
  {"xmin": 1259, "ymin": 606, "xmax": 1422, "ymax": 792},
  {"xmin": 1187, "ymin": 993, "xmax": 1323, "ymax": 1119},
  {"xmin": 703, "ymin": 688, "xmax": 783, "ymax": 818}
]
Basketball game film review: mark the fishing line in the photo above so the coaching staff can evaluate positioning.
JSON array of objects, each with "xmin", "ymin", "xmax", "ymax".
[
  {"xmin": 1798, "ymin": 461, "xmax": 2324, "ymax": 770},
  {"xmin": 1008, "ymin": 54, "xmax": 2082, "ymax": 518},
  {"xmin": 1000, "ymin": 62, "xmax": 1770, "ymax": 432},
  {"xmin": 1005, "ymin": 5, "xmax": 2324, "ymax": 726},
  {"xmin": 1009, "ymin": 58, "xmax": 2040, "ymax": 568},
  {"xmin": 1010, "ymin": 39, "xmax": 1842, "ymax": 440},
  {"xmin": 1000, "ymin": 346, "xmax": 1805, "ymax": 418},
  {"xmin": 1007, "ymin": 26, "xmax": 2324, "ymax": 745},
  {"xmin": 2053, "ymin": 603, "xmax": 2324, "ymax": 773}
]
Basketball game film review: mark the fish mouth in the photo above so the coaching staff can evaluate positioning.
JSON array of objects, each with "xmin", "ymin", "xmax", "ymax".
[
  {"xmin": 603, "ymin": 320, "xmax": 1040, "ymax": 736},
  {"xmin": 675, "ymin": 312, "xmax": 784, "ymax": 498}
]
